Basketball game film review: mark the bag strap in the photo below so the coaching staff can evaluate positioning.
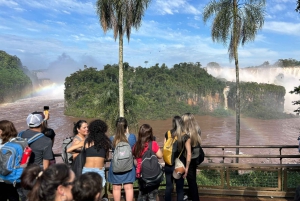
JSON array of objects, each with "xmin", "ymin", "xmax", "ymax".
[
  {"xmin": 148, "ymin": 141, "xmax": 152, "ymax": 151},
  {"xmin": 27, "ymin": 133, "xmax": 44, "ymax": 144},
  {"xmin": 17, "ymin": 130, "xmax": 25, "ymax": 137},
  {"xmin": 74, "ymin": 135, "xmax": 82, "ymax": 141}
]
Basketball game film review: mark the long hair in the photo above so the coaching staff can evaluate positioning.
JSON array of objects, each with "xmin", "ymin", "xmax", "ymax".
[
  {"xmin": 133, "ymin": 124, "xmax": 154, "ymax": 158},
  {"xmin": 0, "ymin": 120, "xmax": 18, "ymax": 144},
  {"xmin": 112, "ymin": 117, "xmax": 128, "ymax": 147},
  {"xmin": 86, "ymin": 119, "xmax": 111, "ymax": 157},
  {"xmin": 72, "ymin": 172, "xmax": 103, "ymax": 201},
  {"xmin": 182, "ymin": 113, "xmax": 201, "ymax": 146},
  {"xmin": 73, "ymin": 120, "xmax": 87, "ymax": 135},
  {"xmin": 21, "ymin": 163, "xmax": 72, "ymax": 201},
  {"xmin": 170, "ymin": 116, "xmax": 185, "ymax": 151}
]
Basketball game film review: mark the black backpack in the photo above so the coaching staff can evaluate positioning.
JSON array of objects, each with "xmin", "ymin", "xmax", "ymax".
[{"xmin": 140, "ymin": 141, "xmax": 164, "ymax": 187}]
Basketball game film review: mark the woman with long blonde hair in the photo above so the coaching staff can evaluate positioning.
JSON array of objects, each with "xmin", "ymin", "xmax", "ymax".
[{"xmin": 182, "ymin": 113, "xmax": 201, "ymax": 201}]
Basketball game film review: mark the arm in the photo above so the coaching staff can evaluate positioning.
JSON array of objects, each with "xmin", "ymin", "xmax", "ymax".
[
  {"xmin": 67, "ymin": 140, "xmax": 84, "ymax": 153},
  {"xmin": 183, "ymin": 138, "xmax": 191, "ymax": 179},
  {"xmin": 43, "ymin": 159, "xmax": 50, "ymax": 169},
  {"xmin": 155, "ymin": 148, "xmax": 163, "ymax": 159}
]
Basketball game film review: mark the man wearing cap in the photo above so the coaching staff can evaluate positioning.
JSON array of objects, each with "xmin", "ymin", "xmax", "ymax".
[{"xmin": 22, "ymin": 112, "xmax": 53, "ymax": 169}]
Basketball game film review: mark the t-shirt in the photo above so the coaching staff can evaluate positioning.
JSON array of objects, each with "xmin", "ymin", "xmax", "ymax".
[
  {"xmin": 21, "ymin": 129, "xmax": 53, "ymax": 166},
  {"xmin": 132, "ymin": 141, "xmax": 160, "ymax": 177}
]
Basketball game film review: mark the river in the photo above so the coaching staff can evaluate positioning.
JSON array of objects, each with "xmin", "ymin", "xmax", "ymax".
[{"xmin": 0, "ymin": 96, "xmax": 299, "ymax": 164}]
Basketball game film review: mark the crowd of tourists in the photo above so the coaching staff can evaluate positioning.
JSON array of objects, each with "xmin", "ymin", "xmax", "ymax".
[{"xmin": 0, "ymin": 110, "xmax": 203, "ymax": 201}]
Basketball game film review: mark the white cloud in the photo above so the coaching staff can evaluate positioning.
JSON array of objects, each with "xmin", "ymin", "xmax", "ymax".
[
  {"xmin": 0, "ymin": 0, "xmax": 18, "ymax": 7},
  {"xmin": 154, "ymin": 0, "xmax": 200, "ymax": 15},
  {"xmin": 264, "ymin": 21, "xmax": 300, "ymax": 36}
]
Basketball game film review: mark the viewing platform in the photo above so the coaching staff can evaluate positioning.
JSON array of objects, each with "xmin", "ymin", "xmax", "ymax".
[{"xmin": 55, "ymin": 145, "xmax": 300, "ymax": 201}]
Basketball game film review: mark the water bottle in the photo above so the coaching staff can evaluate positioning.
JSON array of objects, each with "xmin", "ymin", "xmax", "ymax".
[{"xmin": 20, "ymin": 146, "xmax": 32, "ymax": 167}]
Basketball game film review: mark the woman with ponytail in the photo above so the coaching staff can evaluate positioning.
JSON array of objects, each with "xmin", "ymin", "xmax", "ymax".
[
  {"xmin": 107, "ymin": 117, "xmax": 136, "ymax": 201},
  {"xmin": 21, "ymin": 163, "xmax": 75, "ymax": 201}
]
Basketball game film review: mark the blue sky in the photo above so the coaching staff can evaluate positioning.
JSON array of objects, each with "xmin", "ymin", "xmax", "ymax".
[{"xmin": 1, "ymin": 0, "xmax": 300, "ymax": 75}]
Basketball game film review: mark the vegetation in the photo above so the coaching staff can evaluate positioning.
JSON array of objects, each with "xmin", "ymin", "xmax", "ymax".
[
  {"xmin": 203, "ymin": 0, "xmax": 266, "ymax": 162},
  {"xmin": 96, "ymin": 0, "xmax": 151, "ymax": 117},
  {"xmin": 273, "ymin": 58, "xmax": 300, "ymax": 67},
  {"xmin": 0, "ymin": 51, "xmax": 32, "ymax": 103},
  {"xmin": 290, "ymin": 83, "xmax": 300, "ymax": 115},
  {"xmin": 297, "ymin": 0, "xmax": 300, "ymax": 12},
  {"xmin": 64, "ymin": 62, "xmax": 288, "ymax": 133}
]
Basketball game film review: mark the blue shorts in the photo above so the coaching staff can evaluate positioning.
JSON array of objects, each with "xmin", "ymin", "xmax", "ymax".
[{"xmin": 82, "ymin": 167, "xmax": 106, "ymax": 187}]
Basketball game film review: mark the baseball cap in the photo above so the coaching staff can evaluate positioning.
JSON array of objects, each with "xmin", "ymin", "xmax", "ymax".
[{"xmin": 26, "ymin": 112, "xmax": 44, "ymax": 127}]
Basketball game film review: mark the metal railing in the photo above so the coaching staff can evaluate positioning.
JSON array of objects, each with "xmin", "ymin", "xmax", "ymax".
[{"xmin": 54, "ymin": 145, "xmax": 300, "ymax": 199}]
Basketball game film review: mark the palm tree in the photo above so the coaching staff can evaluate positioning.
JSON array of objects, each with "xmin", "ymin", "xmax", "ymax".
[
  {"xmin": 203, "ymin": 0, "xmax": 265, "ymax": 162},
  {"xmin": 96, "ymin": 0, "xmax": 151, "ymax": 117}
]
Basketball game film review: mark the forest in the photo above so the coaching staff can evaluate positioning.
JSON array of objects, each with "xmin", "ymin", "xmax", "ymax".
[
  {"xmin": 64, "ymin": 62, "xmax": 292, "ymax": 129},
  {"xmin": 0, "ymin": 51, "xmax": 33, "ymax": 103}
]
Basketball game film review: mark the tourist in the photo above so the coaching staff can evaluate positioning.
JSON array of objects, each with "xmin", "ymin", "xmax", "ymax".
[
  {"xmin": 108, "ymin": 117, "xmax": 136, "ymax": 201},
  {"xmin": 0, "ymin": 120, "xmax": 20, "ymax": 201},
  {"xmin": 39, "ymin": 111, "xmax": 56, "ymax": 165},
  {"xmin": 164, "ymin": 116, "xmax": 191, "ymax": 201},
  {"xmin": 67, "ymin": 120, "xmax": 88, "ymax": 160},
  {"xmin": 182, "ymin": 113, "xmax": 201, "ymax": 201},
  {"xmin": 23, "ymin": 112, "xmax": 53, "ymax": 169},
  {"xmin": 66, "ymin": 119, "xmax": 111, "ymax": 200},
  {"xmin": 133, "ymin": 124, "xmax": 163, "ymax": 201},
  {"xmin": 72, "ymin": 172, "xmax": 103, "ymax": 201},
  {"xmin": 21, "ymin": 163, "xmax": 75, "ymax": 201}
]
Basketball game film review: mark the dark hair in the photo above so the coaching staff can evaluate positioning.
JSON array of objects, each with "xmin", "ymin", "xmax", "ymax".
[
  {"xmin": 86, "ymin": 119, "xmax": 111, "ymax": 157},
  {"xmin": 113, "ymin": 117, "xmax": 128, "ymax": 147},
  {"xmin": 73, "ymin": 120, "xmax": 87, "ymax": 135},
  {"xmin": 21, "ymin": 163, "xmax": 73, "ymax": 201},
  {"xmin": 72, "ymin": 172, "xmax": 103, "ymax": 201},
  {"xmin": 0, "ymin": 120, "xmax": 18, "ymax": 144},
  {"xmin": 133, "ymin": 124, "xmax": 154, "ymax": 158}
]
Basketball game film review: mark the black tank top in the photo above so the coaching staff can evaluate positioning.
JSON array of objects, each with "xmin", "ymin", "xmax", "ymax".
[{"xmin": 85, "ymin": 145, "xmax": 106, "ymax": 157}]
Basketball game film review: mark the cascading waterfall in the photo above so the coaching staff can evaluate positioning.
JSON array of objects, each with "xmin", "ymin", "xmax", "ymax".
[{"xmin": 206, "ymin": 66, "xmax": 300, "ymax": 113}]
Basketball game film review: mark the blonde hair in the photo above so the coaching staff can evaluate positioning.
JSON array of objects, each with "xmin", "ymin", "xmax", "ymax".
[
  {"xmin": 113, "ymin": 117, "xmax": 128, "ymax": 147},
  {"xmin": 182, "ymin": 113, "xmax": 201, "ymax": 147}
]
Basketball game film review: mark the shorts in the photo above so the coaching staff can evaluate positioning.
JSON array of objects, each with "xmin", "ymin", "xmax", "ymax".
[{"xmin": 82, "ymin": 167, "xmax": 106, "ymax": 187}]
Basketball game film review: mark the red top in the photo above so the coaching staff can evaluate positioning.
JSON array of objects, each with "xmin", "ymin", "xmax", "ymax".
[{"xmin": 132, "ymin": 141, "xmax": 160, "ymax": 178}]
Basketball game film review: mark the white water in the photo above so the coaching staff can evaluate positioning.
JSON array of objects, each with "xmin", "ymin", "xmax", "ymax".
[{"xmin": 206, "ymin": 67, "xmax": 300, "ymax": 113}]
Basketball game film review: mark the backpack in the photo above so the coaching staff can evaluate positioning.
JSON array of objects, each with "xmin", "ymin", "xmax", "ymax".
[
  {"xmin": 61, "ymin": 136, "xmax": 82, "ymax": 165},
  {"xmin": 112, "ymin": 134, "xmax": 133, "ymax": 173},
  {"xmin": 163, "ymin": 130, "xmax": 178, "ymax": 165},
  {"xmin": 141, "ymin": 141, "xmax": 164, "ymax": 187},
  {"xmin": 186, "ymin": 142, "xmax": 205, "ymax": 165},
  {"xmin": 0, "ymin": 131, "xmax": 44, "ymax": 185}
]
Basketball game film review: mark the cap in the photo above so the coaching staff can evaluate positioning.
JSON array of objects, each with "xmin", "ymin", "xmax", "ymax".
[{"xmin": 26, "ymin": 113, "xmax": 44, "ymax": 127}]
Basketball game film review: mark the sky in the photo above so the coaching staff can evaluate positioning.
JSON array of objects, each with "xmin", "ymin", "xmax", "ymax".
[{"xmin": 1, "ymin": 0, "xmax": 300, "ymax": 77}]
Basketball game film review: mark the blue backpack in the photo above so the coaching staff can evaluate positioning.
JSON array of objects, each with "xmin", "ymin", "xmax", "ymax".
[{"xmin": 0, "ymin": 131, "xmax": 44, "ymax": 185}]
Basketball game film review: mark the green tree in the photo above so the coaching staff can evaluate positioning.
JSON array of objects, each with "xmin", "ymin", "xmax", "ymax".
[
  {"xmin": 203, "ymin": 0, "xmax": 265, "ymax": 162},
  {"xmin": 297, "ymin": 0, "xmax": 300, "ymax": 12},
  {"xmin": 96, "ymin": 0, "xmax": 151, "ymax": 117},
  {"xmin": 290, "ymin": 84, "xmax": 300, "ymax": 115}
]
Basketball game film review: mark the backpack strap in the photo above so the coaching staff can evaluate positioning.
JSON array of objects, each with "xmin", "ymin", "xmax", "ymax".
[
  {"xmin": 74, "ymin": 135, "xmax": 82, "ymax": 141},
  {"xmin": 167, "ymin": 131, "xmax": 171, "ymax": 139},
  {"xmin": 148, "ymin": 141, "xmax": 152, "ymax": 151},
  {"xmin": 17, "ymin": 130, "xmax": 25, "ymax": 137},
  {"xmin": 27, "ymin": 133, "xmax": 44, "ymax": 144}
]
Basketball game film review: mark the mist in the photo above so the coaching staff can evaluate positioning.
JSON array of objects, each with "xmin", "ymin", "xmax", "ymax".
[{"xmin": 206, "ymin": 67, "xmax": 300, "ymax": 114}]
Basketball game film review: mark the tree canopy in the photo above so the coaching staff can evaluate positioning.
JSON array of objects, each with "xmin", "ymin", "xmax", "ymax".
[
  {"xmin": 0, "ymin": 51, "xmax": 32, "ymax": 103},
  {"xmin": 290, "ymin": 84, "xmax": 300, "ymax": 115}
]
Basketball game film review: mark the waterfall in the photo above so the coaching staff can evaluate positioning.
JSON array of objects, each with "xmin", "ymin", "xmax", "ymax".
[{"xmin": 207, "ymin": 67, "xmax": 300, "ymax": 113}]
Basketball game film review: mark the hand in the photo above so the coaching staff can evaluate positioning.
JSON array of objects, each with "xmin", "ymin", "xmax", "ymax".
[{"xmin": 182, "ymin": 168, "xmax": 188, "ymax": 179}]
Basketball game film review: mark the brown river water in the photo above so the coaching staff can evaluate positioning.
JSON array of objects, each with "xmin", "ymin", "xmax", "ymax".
[{"xmin": 0, "ymin": 96, "xmax": 299, "ymax": 164}]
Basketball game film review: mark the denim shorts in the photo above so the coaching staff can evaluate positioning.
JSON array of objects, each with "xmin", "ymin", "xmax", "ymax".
[{"xmin": 82, "ymin": 167, "xmax": 106, "ymax": 187}]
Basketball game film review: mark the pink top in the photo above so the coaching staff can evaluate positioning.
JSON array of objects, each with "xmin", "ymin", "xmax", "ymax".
[{"xmin": 133, "ymin": 141, "xmax": 160, "ymax": 178}]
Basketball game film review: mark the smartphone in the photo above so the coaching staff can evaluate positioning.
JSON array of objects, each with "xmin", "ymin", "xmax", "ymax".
[{"xmin": 44, "ymin": 106, "xmax": 49, "ymax": 116}]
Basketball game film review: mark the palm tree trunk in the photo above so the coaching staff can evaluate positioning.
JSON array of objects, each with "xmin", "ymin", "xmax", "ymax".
[
  {"xmin": 119, "ymin": 30, "xmax": 124, "ymax": 117},
  {"xmin": 233, "ymin": 0, "xmax": 240, "ymax": 163}
]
